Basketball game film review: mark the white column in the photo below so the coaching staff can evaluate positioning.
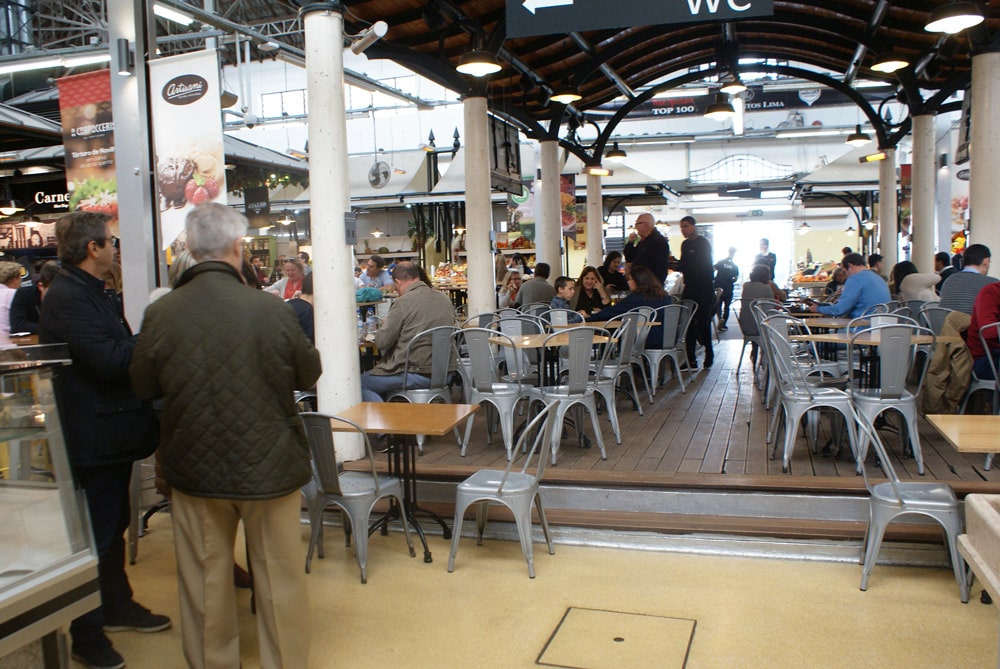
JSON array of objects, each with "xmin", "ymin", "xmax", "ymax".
[
  {"xmin": 538, "ymin": 140, "xmax": 561, "ymax": 272},
  {"xmin": 878, "ymin": 148, "xmax": 898, "ymax": 271},
  {"xmin": 585, "ymin": 173, "xmax": 603, "ymax": 270},
  {"xmin": 109, "ymin": 0, "xmax": 158, "ymax": 329},
  {"xmin": 971, "ymin": 51, "xmax": 1000, "ymax": 277},
  {"xmin": 463, "ymin": 96, "xmax": 494, "ymax": 317},
  {"xmin": 301, "ymin": 3, "xmax": 361, "ymax": 457},
  {"xmin": 910, "ymin": 114, "xmax": 936, "ymax": 272}
]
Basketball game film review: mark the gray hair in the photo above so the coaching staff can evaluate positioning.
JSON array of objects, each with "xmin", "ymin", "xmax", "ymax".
[
  {"xmin": 185, "ymin": 203, "xmax": 247, "ymax": 261},
  {"xmin": 0, "ymin": 261, "xmax": 22, "ymax": 284},
  {"xmin": 168, "ymin": 249, "xmax": 197, "ymax": 287}
]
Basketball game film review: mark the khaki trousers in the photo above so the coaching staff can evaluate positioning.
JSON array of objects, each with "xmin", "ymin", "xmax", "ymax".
[{"xmin": 171, "ymin": 490, "xmax": 309, "ymax": 669}]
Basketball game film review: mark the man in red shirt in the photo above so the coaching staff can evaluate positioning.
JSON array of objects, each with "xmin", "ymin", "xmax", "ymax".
[{"xmin": 967, "ymin": 282, "xmax": 1000, "ymax": 379}]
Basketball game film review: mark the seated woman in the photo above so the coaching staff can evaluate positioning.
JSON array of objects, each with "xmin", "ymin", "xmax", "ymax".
[
  {"xmin": 598, "ymin": 251, "xmax": 629, "ymax": 292},
  {"xmin": 265, "ymin": 259, "xmax": 305, "ymax": 300},
  {"xmin": 587, "ymin": 265, "xmax": 672, "ymax": 347},
  {"xmin": 497, "ymin": 270, "xmax": 522, "ymax": 308},
  {"xmin": 738, "ymin": 264, "xmax": 786, "ymax": 363},
  {"xmin": 824, "ymin": 267, "xmax": 847, "ymax": 298},
  {"xmin": 890, "ymin": 260, "xmax": 939, "ymax": 302},
  {"xmin": 571, "ymin": 266, "xmax": 610, "ymax": 315}
]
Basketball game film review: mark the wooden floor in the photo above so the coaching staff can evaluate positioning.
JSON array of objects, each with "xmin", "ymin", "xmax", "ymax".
[{"xmin": 415, "ymin": 327, "xmax": 1000, "ymax": 486}]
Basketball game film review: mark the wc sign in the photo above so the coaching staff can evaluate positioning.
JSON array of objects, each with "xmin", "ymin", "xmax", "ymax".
[{"xmin": 508, "ymin": 0, "xmax": 773, "ymax": 38}]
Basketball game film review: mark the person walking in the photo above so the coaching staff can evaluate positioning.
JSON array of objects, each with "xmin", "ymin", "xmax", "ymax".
[
  {"xmin": 713, "ymin": 246, "xmax": 739, "ymax": 331},
  {"xmin": 130, "ymin": 203, "xmax": 321, "ymax": 669}
]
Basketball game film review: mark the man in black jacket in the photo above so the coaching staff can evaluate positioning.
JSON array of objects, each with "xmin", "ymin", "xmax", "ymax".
[
  {"xmin": 675, "ymin": 215, "xmax": 715, "ymax": 368},
  {"xmin": 39, "ymin": 212, "xmax": 169, "ymax": 669},
  {"xmin": 624, "ymin": 212, "xmax": 670, "ymax": 283}
]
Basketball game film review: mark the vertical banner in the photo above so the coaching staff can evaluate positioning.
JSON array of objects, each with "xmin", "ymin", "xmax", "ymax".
[
  {"xmin": 244, "ymin": 186, "xmax": 270, "ymax": 228},
  {"xmin": 148, "ymin": 49, "xmax": 227, "ymax": 251},
  {"xmin": 57, "ymin": 71, "xmax": 119, "ymax": 227},
  {"xmin": 560, "ymin": 174, "xmax": 577, "ymax": 240}
]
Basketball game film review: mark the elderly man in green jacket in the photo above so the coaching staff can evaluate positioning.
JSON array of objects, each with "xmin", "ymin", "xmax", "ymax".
[{"xmin": 130, "ymin": 203, "xmax": 321, "ymax": 669}]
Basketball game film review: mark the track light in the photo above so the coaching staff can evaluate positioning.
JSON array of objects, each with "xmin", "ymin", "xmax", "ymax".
[
  {"xmin": 704, "ymin": 93, "xmax": 735, "ymax": 121},
  {"xmin": 456, "ymin": 50, "xmax": 501, "ymax": 77},
  {"xmin": 925, "ymin": 1, "xmax": 985, "ymax": 33},
  {"xmin": 859, "ymin": 151, "xmax": 888, "ymax": 163},
  {"xmin": 871, "ymin": 51, "xmax": 910, "ymax": 74},
  {"xmin": 845, "ymin": 124, "xmax": 871, "ymax": 148},
  {"xmin": 605, "ymin": 142, "xmax": 627, "ymax": 163},
  {"xmin": 350, "ymin": 21, "xmax": 388, "ymax": 55},
  {"xmin": 551, "ymin": 87, "xmax": 582, "ymax": 105}
]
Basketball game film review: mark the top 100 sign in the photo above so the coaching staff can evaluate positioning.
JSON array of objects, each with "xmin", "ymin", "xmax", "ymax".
[{"xmin": 507, "ymin": 0, "xmax": 774, "ymax": 39}]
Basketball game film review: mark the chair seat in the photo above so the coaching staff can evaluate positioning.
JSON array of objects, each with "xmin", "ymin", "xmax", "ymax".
[
  {"xmin": 851, "ymin": 388, "xmax": 917, "ymax": 403},
  {"xmin": 327, "ymin": 472, "xmax": 400, "ymax": 498},
  {"xmin": 458, "ymin": 469, "xmax": 536, "ymax": 496},
  {"xmin": 872, "ymin": 481, "xmax": 959, "ymax": 508},
  {"xmin": 534, "ymin": 384, "xmax": 597, "ymax": 399}
]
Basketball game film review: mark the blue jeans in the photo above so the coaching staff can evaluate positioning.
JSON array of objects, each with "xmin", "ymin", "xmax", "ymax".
[{"xmin": 360, "ymin": 371, "xmax": 431, "ymax": 402}]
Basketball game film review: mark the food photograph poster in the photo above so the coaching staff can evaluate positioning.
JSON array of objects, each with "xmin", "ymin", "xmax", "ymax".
[
  {"xmin": 149, "ymin": 49, "xmax": 226, "ymax": 252},
  {"xmin": 57, "ymin": 70, "xmax": 119, "ymax": 229}
]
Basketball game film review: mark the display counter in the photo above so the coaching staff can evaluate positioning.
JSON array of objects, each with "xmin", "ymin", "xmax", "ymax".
[{"xmin": 0, "ymin": 345, "xmax": 99, "ymax": 665}]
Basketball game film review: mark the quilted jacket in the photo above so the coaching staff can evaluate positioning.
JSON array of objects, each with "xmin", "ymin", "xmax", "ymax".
[
  {"xmin": 130, "ymin": 261, "xmax": 322, "ymax": 499},
  {"xmin": 39, "ymin": 265, "xmax": 158, "ymax": 468}
]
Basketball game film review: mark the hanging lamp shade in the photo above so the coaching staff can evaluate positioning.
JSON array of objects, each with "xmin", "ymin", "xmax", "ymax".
[
  {"xmin": 845, "ymin": 124, "xmax": 872, "ymax": 148},
  {"xmin": 551, "ymin": 87, "xmax": 582, "ymax": 105},
  {"xmin": 704, "ymin": 93, "xmax": 735, "ymax": 121},
  {"xmin": 925, "ymin": 1, "xmax": 985, "ymax": 33},
  {"xmin": 276, "ymin": 210, "xmax": 294, "ymax": 225},
  {"xmin": 719, "ymin": 72, "xmax": 747, "ymax": 95},
  {"xmin": 605, "ymin": 142, "xmax": 627, "ymax": 162},
  {"xmin": 456, "ymin": 50, "xmax": 501, "ymax": 77},
  {"xmin": 871, "ymin": 51, "xmax": 910, "ymax": 73}
]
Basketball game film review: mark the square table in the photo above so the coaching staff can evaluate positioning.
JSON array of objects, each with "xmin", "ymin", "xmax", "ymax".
[
  {"xmin": 335, "ymin": 402, "xmax": 479, "ymax": 562},
  {"xmin": 926, "ymin": 414, "xmax": 1000, "ymax": 453}
]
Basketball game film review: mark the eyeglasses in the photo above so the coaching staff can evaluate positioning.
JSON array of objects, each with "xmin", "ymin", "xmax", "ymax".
[{"xmin": 107, "ymin": 236, "xmax": 119, "ymax": 249}]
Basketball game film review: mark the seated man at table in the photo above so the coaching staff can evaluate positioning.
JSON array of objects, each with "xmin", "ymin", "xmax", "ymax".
[
  {"xmin": 807, "ymin": 253, "xmax": 890, "ymax": 319},
  {"xmin": 939, "ymin": 244, "xmax": 997, "ymax": 315},
  {"xmin": 514, "ymin": 262, "xmax": 554, "ymax": 307},
  {"xmin": 360, "ymin": 261, "xmax": 454, "ymax": 402},
  {"xmin": 967, "ymin": 281, "xmax": 1000, "ymax": 379}
]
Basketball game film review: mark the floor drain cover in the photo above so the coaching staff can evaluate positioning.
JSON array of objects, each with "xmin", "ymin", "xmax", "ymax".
[{"xmin": 537, "ymin": 606, "xmax": 695, "ymax": 668}]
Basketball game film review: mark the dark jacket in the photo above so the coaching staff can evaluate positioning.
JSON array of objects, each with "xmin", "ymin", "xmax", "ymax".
[
  {"xmin": 624, "ymin": 228, "xmax": 670, "ymax": 283},
  {"xmin": 130, "ymin": 261, "xmax": 322, "ymax": 500},
  {"xmin": 588, "ymin": 293, "xmax": 673, "ymax": 348},
  {"xmin": 676, "ymin": 234, "xmax": 715, "ymax": 305},
  {"xmin": 39, "ymin": 264, "xmax": 158, "ymax": 468},
  {"xmin": 9, "ymin": 283, "xmax": 42, "ymax": 334}
]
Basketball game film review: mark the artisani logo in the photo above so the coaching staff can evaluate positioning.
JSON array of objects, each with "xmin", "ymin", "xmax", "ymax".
[{"xmin": 162, "ymin": 75, "xmax": 208, "ymax": 106}]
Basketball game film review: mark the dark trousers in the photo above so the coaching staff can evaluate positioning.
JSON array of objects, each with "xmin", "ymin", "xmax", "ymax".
[
  {"xmin": 70, "ymin": 461, "xmax": 135, "ymax": 646},
  {"xmin": 686, "ymin": 298, "xmax": 714, "ymax": 365},
  {"xmin": 716, "ymin": 289, "xmax": 734, "ymax": 325}
]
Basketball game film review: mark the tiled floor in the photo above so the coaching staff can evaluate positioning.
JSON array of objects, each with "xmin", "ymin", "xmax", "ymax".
[{"xmin": 101, "ymin": 513, "xmax": 998, "ymax": 668}]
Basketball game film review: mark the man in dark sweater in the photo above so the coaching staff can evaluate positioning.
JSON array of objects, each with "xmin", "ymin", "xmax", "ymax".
[
  {"xmin": 675, "ymin": 215, "xmax": 715, "ymax": 368},
  {"xmin": 624, "ymin": 212, "xmax": 670, "ymax": 284}
]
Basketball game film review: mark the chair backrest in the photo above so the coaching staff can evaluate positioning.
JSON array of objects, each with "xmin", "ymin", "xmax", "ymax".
[
  {"xmin": 848, "ymin": 323, "xmax": 933, "ymax": 400},
  {"xmin": 495, "ymin": 401, "xmax": 560, "ymax": 493},
  {"xmin": 602, "ymin": 311, "xmax": 645, "ymax": 367},
  {"xmin": 455, "ymin": 327, "xmax": 518, "ymax": 392},
  {"xmin": 520, "ymin": 302, "xmax": 549, "ymax": 318},
  {"xmin": 540, "ymin": 308, "xmax": 580, "ymax": 327},
  {"xmin": 542, "ymin": 326, "xmax": 609, "ymax": 393},
  {"xmin": 849, "ymin": 312, "xmax": 919, "ymax": 330},
  {"xmin": 300, "ymin": 412, "xmax": 379, "ymax": 497},
  {"xmin": 759, "ymin": 319, "xmax": 822, "ymax": 399},
  {"xmin": 978, "ymin": 321, "xmax": 1000, "ymax": 413},
  {"xmin": 919, "ymin": 304, "xmax": 952, "ymax": 335},
  {"xmin": 849, "ymin": 403, "xmax": 905, "ymax": 500},
  {"xmin": 495, "ymin": 315, "xmax": 545, "ymax": 372},
  {"xmin": 861, "ymin": 302, "xmax": 891, "ymax": 316},
  {"xmin": 652, "ymin": 302, "xmax": 689, "ymax": 350},
  {"xmin": 462, "ymin": 312, "xmax": 497, "ymax": 329},
  {"xmin": 401, "ymin": 325, "xmax": 457, "ymax": 389}
]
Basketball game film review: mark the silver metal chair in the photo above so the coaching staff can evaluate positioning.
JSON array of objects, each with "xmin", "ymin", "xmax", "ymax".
[
  {"xmin": 918, "ymin": 304, "xmax": 952, "ymax": 335},
  {"xmin": 494, "ymin": 314, "xmax": 545, "ymax": 385},
  {"xmin": 540, "ymin": 308, "xmax": 582, "ymax": 328},
  {"xmin": 761, "ymin": 319, "xmax": 859, "ymax": 474},
  {"xmin": 529, "ymin": 326, "xmax": 610, "ymax": 465},
  {"xmin": 519, "ymin": 302, "xmax": 550, "ymax": 318},
  {"xmin": 848, "ymin": 322, "xmax": 934, "ymax": 475},
  {"xmin": 852, "ymin": 405, "xmax": 969, "ymax": 602},
  {"xmin": 454, "ymin": 328, "xmax": 530, "ymax": 459},
  {"xmin": 447, "ymin": 401, "xmax": 559, "ymax": 578},
  {"xmin": 639, "ymin": 302, "xmax": 694, "ymax": 395},
  {"xmin": 300, "ymin": 412, "xmax": 415, "ymax": 583},
  {"xmin": 974, "ymin": 322, "xmax": 1000, "ymax": 470},
  {"xmin": 386, "ymin": 325, "xmax": 458, "ymax": 453},
  {"xmin": 591, "ymin": 311, "xmax": 646, "ymax": 444}
]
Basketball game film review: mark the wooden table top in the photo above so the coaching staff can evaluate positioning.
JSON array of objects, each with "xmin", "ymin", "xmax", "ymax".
[
  {"xmin": 491, "ymin": 331, "xmax": 611, "ymax": 349},
  {"xmin": 926, "ymin": 414, "xmax": 1000, "ymax": 453},
  {"xmin": 335, "ymin": 402, "xmax": 479, "ymax": 436},
  {"xmin": 801, "ymin": 318, "xmax": 853, "ymax": 330},
  {"xmin": 551, "ymin": 320, "xmax": 659, "ymax": 330},
  {"xmin": 789, "ymin": 332, "xmax": 957, "ymax": 346}
]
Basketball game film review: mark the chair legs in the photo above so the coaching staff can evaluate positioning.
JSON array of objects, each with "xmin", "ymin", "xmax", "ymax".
[
  {"xmin": 447, "ymin": 494, "xmax": 554, "ymax": 578},
  {"xmin": 545, "ymin": 397, "xmax": 606, "ymax": 465}
]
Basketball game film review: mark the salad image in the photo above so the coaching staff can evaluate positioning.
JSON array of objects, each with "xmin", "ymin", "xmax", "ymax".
[{"xmin": 69, "ymin": 176, "xmax": 118, "ymax": 217}]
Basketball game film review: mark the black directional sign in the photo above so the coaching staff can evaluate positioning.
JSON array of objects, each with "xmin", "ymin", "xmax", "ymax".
[{"xmin": 507, "ymin": 0, "xmax": 774, "ymax": 39}]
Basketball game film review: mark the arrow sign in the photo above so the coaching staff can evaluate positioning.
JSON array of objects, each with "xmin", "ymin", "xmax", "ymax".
[
  {"xmin": 507, "ymin": 0, "xmax": 773, "ymax": 39},
  {"xmin": 523, "ymin": 0, "xmax": 574, "ymax": 13}
]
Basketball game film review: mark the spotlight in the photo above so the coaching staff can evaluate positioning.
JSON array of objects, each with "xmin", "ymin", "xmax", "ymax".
[{"xmin": 350, "ymin": 21, "xmax": 388, "ymax": 55}]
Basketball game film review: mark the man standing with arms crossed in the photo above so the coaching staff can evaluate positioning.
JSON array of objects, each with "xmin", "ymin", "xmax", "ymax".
[
  {"xmin": 40, "ymin": 211, "xmax": 170, "ymax": 669},
  {"xmin": 131, "ymin": 203, "xmax": 321, "ymax": 668},
  {"xmin": 674, "ymin": 215, "xmax": 715, "ymax": 368}
]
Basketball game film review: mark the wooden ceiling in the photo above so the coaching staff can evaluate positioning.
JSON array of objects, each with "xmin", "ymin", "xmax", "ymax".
[{"xmin": 24, "ymin": 0, "xmax": 1000, "ymax": 156}]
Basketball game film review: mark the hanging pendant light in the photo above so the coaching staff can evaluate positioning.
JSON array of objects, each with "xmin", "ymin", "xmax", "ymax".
[
  {"xmin": 704, "ymin": 93, "xmax": 735, "ymax": 121},
  {"xmin": 871, "ymin": 51, "xmax": 910, "ymax": 73},
  {"xmin": 925, "ymin": 1, "xmax": 985, "ymax": 33},
  {"xmin": 551, "ymin": 87, "xmax": 582, "ymax": 105},
  {"xmin": 276, "ymin": 210, "xmax": 294, "ymax": 226},
  {"xmin": 605, "ymin": 142, "xmax": 627, "ymax": 163},
  {"xmin": 719, "ymin": 72, "xmax": 747, "ymax": 95},
  {"xmin": 846, "ymin": 124, "xmax": 872, "ymax": 148},
  {"xmin": 456, "ymin": 50, "xmax": 501, "ymax": 77},
  {"xmin": 797, "ymin": 221, "xmax": 811, "ymax": 235}
]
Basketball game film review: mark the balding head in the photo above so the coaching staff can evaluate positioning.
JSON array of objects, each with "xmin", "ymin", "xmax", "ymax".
[{"xmin": 634, "ymin": 213, "xmax": 655, "ymax": 239}]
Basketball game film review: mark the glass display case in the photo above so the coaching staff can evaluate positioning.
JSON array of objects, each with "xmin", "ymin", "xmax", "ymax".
[{"xmin": 0, "ymin": 345, "xmax": 99, "ymax": 664}]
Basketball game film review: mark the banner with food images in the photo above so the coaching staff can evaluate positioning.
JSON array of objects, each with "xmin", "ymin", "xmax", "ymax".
[
  {"xmin": 148, "ymin": 49, "xmax": 226, "ymax": 250},
  {"xmin": 56, "ymin": 70, "xmax": 119, "ymax": 225},
  {"xmin": 560, "ymin": 174, "xmax": 577, "ymax": 240}
]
